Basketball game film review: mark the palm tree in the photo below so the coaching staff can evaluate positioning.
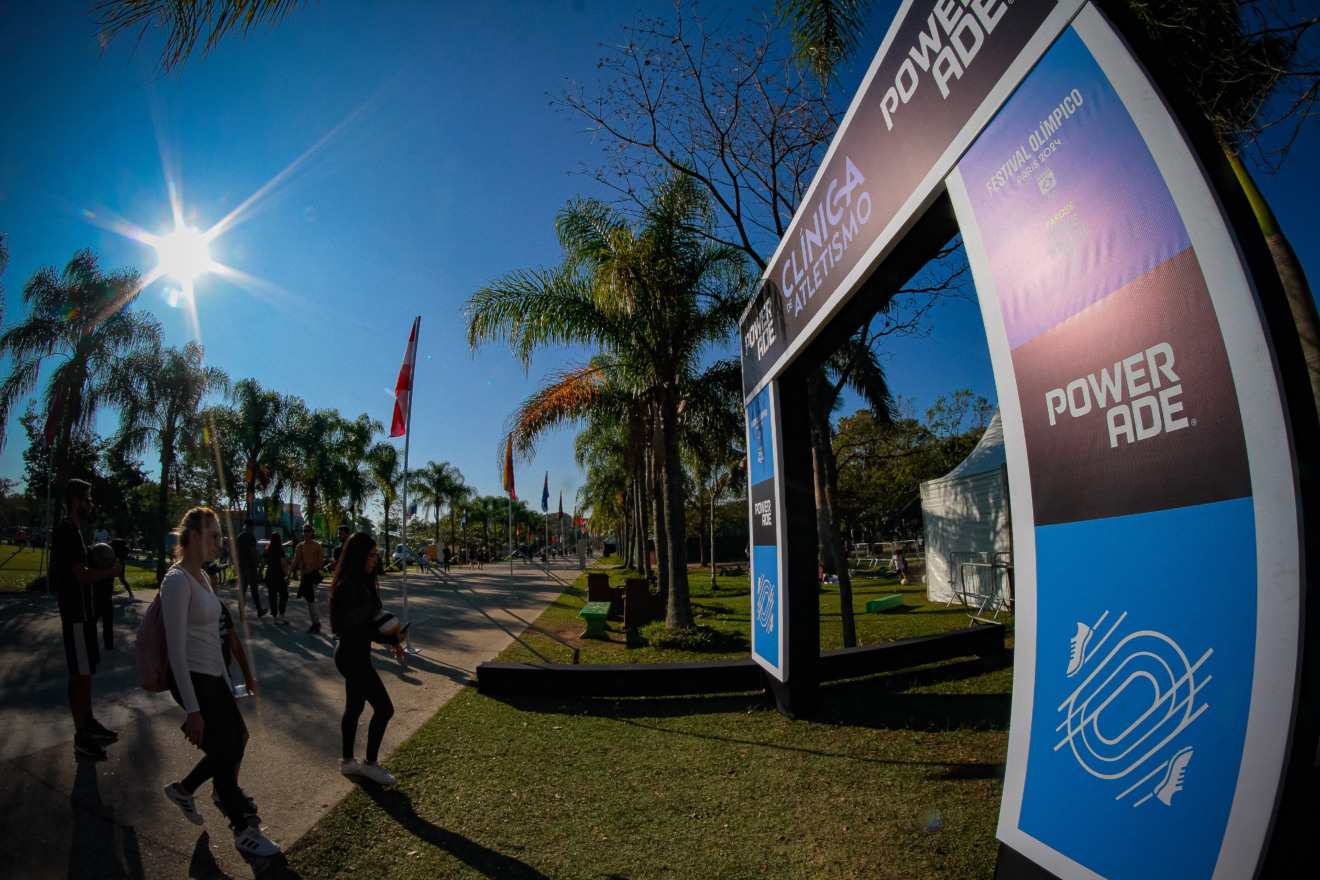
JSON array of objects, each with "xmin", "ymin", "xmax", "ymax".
[
  {"xmin": 807, "ymin": 327, "xmax": 894, "ymax": 647},
  {"xmin": 284, "ymin": 404, "xmax": 347, "ymax": 528},
  {"xmin": 466, "ymin": 173, "xmax": 748, "ymax": 627},
  {"xmin": 776, "ymin": 0, "xmax": 873, "ymax": 81},
  {"xmin": 196, "ymin": 403, "xmax": 247, "ymax": 518},
  {"xmin": 366, "ymin": 441, "xmax": 401, "ymax": 552},
  {"xmin": 0, "ymin": 249, "xmax": 159, "ymax": 482},
  {"xmin": 414, "ymin": 461, "xmax": 465, "ymax": 548},
  {"xmin": 0, "ymin": 233, "xmax": 9, "ymax": 326},
  {"xmin": 229, "ymin": 378, "xmax": 288, "ymax": 519},
  {"xmin": 91, "ymin": 0, "xmax": 310, "ymax": 75},
  {"xmin": 111, "ymin": 339, "xmax": 229, "ymax": 579},
  {"xmin": 340, "ymin": 412, "xmax": 384, "ymax": 529},
  {"xmin": 575, "ymin": 406, "xmax": 647, "ymax": 571}
]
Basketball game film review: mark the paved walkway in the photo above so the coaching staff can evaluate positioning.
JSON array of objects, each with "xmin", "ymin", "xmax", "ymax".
[{"xmin": 0, "ymin": 561, "xmax": 583, "ymax": 879}]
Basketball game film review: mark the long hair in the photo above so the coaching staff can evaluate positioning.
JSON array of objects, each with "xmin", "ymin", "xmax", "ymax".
[
  {"xmin": 329, "ymin": 532, "xmax": 379, "ymax": 633},
  {"xmin": 173, "ymin": 507, "xmax": 217, "ymax": 560}
]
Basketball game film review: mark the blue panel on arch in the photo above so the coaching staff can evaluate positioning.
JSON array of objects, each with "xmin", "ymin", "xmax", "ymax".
[
  {"xmin": 747, "ymin": 387, "xmax": 774, "ymax": 486},
  {"xmin": 1019, "ymin": 498, "xmax": 1256, "ymax": 880},
  {"xmin": 752, "ymin": 543, "xmax": 780, "ymax": 670}
]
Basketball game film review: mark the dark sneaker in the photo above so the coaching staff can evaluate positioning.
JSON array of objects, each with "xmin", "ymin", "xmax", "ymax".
[
  {"xmin": 74, "ymin": 733, "xmax": 107, "ymax": 759},
  {"xmin": 85, "ymin": 718, "xmax": 118, "ymax": 742},
  {"xmin": 307, "ymin": 623, "xmax": 321, "ymax": 634}
]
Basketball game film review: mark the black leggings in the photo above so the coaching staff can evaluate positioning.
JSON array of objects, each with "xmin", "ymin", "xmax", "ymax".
[
  {"xmin": 267, "ymin": 576, "xmax": 287, "ymax": 615},
  {"xmin": 168, "ymin": 670, "xmax": 251, "ymax": 829},
  {"xmin": 334, "ymin": 638, "xmax": 393, "ymax": 763}
]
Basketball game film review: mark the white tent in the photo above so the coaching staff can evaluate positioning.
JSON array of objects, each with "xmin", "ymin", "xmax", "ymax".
[{"xmin": 919, "ymin": 409, "xmax": 1012, "ymax": 606}]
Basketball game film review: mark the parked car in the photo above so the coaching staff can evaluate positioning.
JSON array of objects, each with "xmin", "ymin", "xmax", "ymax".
[{"xmin": 392, "ymin": 543, "xmax": 426, "ymax": 567}]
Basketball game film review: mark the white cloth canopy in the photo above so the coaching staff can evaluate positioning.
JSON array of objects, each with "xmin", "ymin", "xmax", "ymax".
[{"xmin": 919, "ymin": 409, "xmax": 1011, "ymax": 604}]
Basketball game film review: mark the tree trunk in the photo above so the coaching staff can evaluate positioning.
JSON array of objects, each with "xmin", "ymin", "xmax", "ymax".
[
  {"xmin": 155, "ymin": 440, "xmax": 174, "ymax": 583},
  {"xmin": 808, "ymin": 393, "xmax": 856, "ymax": 647},
  {"xmin": 710, "ymin": 485, "xmax": 718, "ymax": 591},
  {"xmin": 634, "ymin": 463, "xmax": 651, "ymax": 577},
  {"xmin": 1227, "ymin": 154, "xmax": 1320, "ymax": 423},
  {"xmin": 651, "ymin": 443, "xmax": 669, "ymax": 606},
  {"xmin": 658, "ymin": 389, "xmax": 692, "ymax": 628}
]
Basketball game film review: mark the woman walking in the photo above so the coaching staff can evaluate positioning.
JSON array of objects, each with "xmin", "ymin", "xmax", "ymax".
[
  {"xmin": 160, "ymin": 507, "xmax": 280, "ymax": 857},
  {"xmin": 329, "ymin": 532, "xmax": 405, "ymax": 785},
  {"xmin": 264, "ymin": 533, "xmax": 290, "ymax": 624}
]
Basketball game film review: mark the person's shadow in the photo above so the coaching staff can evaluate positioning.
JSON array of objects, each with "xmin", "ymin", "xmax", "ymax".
[
  {"xmin": 361, "ymin": 786, "xmax": 551, "ymax": 879},
  {"xmin": 69, "ymin": 756, "xmax": 144, "ymax": 879}
]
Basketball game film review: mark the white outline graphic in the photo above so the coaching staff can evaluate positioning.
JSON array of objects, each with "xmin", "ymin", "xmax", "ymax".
[
  {"xmin": 755, "ymin": 572, "xmax": 776, "ymax": 633},
  {"xmin": 1055, "ymin": 610, "xmax": 1210, "ymax": 806}
]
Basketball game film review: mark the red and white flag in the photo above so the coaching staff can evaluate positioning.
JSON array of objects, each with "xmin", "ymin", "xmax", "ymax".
[{"xmin": 390, "ymin": 317, "xmax": 420, "ymax": 438}]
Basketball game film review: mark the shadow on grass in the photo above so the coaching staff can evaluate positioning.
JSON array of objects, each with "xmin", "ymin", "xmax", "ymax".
[
  {"xmin": 491, "ymin": 649, "xmax": 1013, "ymax": 763},
  {"xmin": 816, "ymin": 652, "xmax": 1015, "ymax": 732},
  {"xmin": 364, "ymin": 787, "xmax": 550, "ymax": 879}
]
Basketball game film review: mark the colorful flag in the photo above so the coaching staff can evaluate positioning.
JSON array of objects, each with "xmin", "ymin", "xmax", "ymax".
[
  {"xmin": 461, "ymin": 509, "xmax": 466, "ymax": 529},
  {"xmin": 503, "ymin": 436, "xmax": 515, "ymax": 499},
  {"xmin": 408, "ymin": 501, "xmax": 417, "ymax": 517},
  {"xmin": 541, "ymin": 472, "xmax": 549, "ymax": 513},
  {"xmin": 557, "ymin": 491, "xmax": 563, "ymax": 519},
  {"xmin": 389, "ymin": 316, "xmax": 420, "ymax": 437}
]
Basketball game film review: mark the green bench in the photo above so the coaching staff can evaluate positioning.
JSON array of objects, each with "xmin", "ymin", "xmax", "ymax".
[
  {"xmin": 579, "ymin": 601, "xmax": 613, "ymax": 639},
  {"xmin": 866, "ymin": 594, "xmax": 904, "ymax": 613}
]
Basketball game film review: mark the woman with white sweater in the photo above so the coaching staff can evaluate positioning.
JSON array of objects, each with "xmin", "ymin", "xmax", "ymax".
[{"xmin": 159, "ymin": 507, "xmax": 280, "ymax": 858}]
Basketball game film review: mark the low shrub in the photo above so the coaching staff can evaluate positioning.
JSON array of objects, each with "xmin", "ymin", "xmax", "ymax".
[{"xmin": 640, "ymin": 622, "xmax": 745, "ymax": 652}]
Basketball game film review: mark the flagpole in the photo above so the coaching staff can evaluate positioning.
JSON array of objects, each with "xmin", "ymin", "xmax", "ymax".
[
  {"xmin": 401, "ymin": 419, "xmax": 419, "ymax": 653},
  {"xmin": 392, "ymin": 317, "xmax": 421, "ymax": 656}
]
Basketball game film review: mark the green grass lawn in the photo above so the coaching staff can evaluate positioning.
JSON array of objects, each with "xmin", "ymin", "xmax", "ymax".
[
  {"xmin": 0, "ymin": 542, "xmax": 162, "ymax": 593},
  {"xmin": 287, "ymin": 564, "xmax": 1015, "ymax": 880},
  {"xmin": 491, "ymin": 563, "xmax": 998, "ymax": 664}
]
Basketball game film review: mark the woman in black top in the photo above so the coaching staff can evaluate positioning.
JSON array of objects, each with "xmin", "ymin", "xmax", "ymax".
[
  {"xmin": 329, "ymin": 533, "xmax": 404, "ymax": 785},
  {"xmin": 263, "ymin": 534, "xmax": 289, "ymax": 623}
]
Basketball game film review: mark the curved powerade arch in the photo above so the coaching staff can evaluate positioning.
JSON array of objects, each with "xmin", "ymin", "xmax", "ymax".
[{"xmin": 738, "ymin": 1, "xmax": 1317, "ymax": 876}]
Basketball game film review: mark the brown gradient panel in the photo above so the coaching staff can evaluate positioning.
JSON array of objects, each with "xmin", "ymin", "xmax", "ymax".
[{"xmin": 1011, "ymin": 247, "xmax": 1250, "ymax": 525}]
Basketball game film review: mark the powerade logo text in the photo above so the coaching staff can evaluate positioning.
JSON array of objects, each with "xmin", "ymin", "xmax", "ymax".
[
  {"xmin": 879, "ymin": 0, "xmax": 1015, "ymax": 131},
  {"xmin": 744, "ymin": 297, "xmax": 778, "ymax": 362},
  {"xmin": 1045, "ymin": 342, "xmax": 1190, "ymax": 448}
]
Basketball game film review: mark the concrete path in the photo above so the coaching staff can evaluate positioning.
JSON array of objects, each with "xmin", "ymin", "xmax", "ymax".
[{"xmin": 0, "ymin": 561, "xmax": 583, "ymax": 879}]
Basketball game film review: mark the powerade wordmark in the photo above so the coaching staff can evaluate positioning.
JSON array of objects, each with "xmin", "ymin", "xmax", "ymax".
[{"xmin": 880, "ymin": 0, "xmax": 1013, "ymax": 131}]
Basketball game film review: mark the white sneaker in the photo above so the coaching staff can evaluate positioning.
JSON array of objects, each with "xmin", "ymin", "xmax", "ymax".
[
  {"xmin": 164, "ymin": 782, "xmax": 205, "ymax": 826},
  {"xmin": 233, "ymin": 825, "xmax": 281, "ymax": 858},
  {"xmin": 357, "ymin": 760, "xmax": 397, "ymax": 785},
  {"xmin": 339, "ymin": 758, "xmax": 362, "ymax": 778}
]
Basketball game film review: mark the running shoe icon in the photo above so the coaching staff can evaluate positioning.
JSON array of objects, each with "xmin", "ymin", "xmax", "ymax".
[
  {"xmin": 1067, "ymin": 621, "xmax": 1092, "ymax": 677},
  {"xmin": 1155, "ymin": 747, "xmax": 1193, "ymax": 806}
]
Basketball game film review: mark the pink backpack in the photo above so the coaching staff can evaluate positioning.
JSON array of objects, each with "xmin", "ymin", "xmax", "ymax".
[{"xmin": 136, "ymin": 592, "xmax": 171, "ymax": 692}]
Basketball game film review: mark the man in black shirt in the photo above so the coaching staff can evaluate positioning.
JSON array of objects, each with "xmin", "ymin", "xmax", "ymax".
[
  {"xmin": 332, "ymin": 524, "xmax": 351, "ymax": 568},
  {"xmin": 53, "ymin": 479, "xmax": 124, "ymax": 760},
  {"xmin": 236, "ymin": 518, "xmax": 265, "ymax": 618}
]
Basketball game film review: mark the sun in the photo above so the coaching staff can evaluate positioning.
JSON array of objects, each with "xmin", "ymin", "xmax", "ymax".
[{"xmin": 152, "ymin": 225, "xmax": 213, "ymax": 285}]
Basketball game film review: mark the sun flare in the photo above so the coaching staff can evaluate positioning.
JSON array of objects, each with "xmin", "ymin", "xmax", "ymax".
[{"xmin": 152, "ymin": 225, "xmax": 213, "ymax": 285}]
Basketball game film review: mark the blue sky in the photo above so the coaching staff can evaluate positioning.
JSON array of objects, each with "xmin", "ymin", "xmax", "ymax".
[{"xmin": 2, "ymin": 1, "xmax": 1315, "ymax": 515}]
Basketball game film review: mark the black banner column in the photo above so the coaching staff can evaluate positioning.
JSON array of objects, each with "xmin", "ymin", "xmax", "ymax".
[{"xmin": 763, "ymin": 371, "xmax": 820, "ymax": 718}]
